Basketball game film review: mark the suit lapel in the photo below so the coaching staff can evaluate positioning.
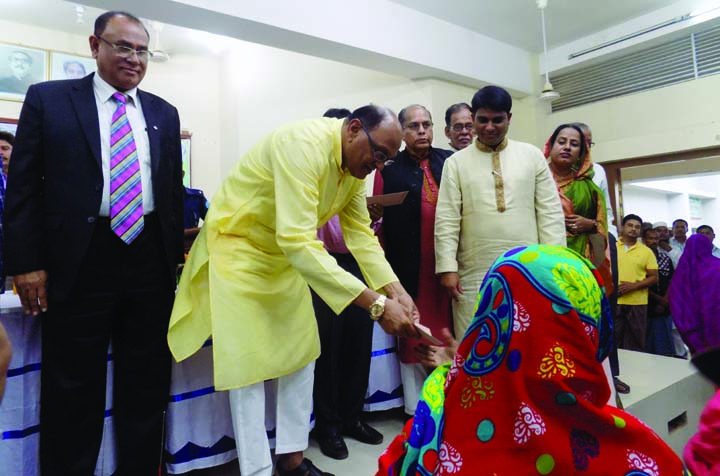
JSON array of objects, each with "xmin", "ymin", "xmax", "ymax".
[
  {"xmin": 69, "ymin": 74, "xmax": 102, "ymax": 170},
  {"xmin": 138, "ymin": 90, "xmax": 161, "ymax": 176}
]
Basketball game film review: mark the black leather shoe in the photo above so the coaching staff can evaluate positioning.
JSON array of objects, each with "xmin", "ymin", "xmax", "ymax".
[
  {"xmin": 344, "ymin": 420, "xmax": 383, "ymax": 445},
  {"xmin": 312, "ymin": 429, "xmax": 349, "ymax": 460},
  {"xmin": 277, "ymin": 457, "xmax": 334, "ymax": 476}
]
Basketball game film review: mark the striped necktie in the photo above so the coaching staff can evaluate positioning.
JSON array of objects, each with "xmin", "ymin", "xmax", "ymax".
[{"xmin": 109, "ymin": 92, "xmax": 144, "ymax": 244}]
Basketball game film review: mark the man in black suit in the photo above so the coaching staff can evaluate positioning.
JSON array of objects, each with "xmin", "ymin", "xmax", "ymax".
[{"xmin": 3, "ymin": 11, "xmax": 184, "ymax": 476}]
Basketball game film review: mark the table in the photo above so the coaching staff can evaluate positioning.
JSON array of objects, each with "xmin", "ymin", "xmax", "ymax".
[{"xmin": 0, "ymin": 293, "xmax": 404, "ymax": 475}]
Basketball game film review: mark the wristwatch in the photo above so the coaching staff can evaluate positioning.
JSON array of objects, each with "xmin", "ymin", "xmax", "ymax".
[{"xmin": 369, "ymin": 295, "xmax": 386, "ymax": 321}]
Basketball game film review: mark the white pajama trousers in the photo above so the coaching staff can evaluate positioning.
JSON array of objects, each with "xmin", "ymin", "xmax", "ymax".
[
  {"xmin": 229, "ymin": 362, "xmax": 315, "ymax": 476},
  {"xmin": 400, "ymin": 362, "xmax": 430, "ymax": 415}
]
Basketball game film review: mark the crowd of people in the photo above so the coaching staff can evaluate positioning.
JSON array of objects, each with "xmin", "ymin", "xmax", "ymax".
[{"xmin": 0, "ymin": 8, "xmax": 718, "ymax": 476}]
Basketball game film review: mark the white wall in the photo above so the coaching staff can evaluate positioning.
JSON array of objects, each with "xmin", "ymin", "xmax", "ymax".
[
  {"xmin": 0, "ymin": 17, "xmax": 544, "ymax": 198},
  {"xmin": 540, "ymin": 74, "xmax": 720, "ymax": 164},
  {"xmin": 0, "ymin": 19, "xmax": 223, "ymax": 197}
]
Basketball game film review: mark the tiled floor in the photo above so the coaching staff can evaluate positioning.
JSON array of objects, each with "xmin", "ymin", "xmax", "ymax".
[{"xmin": 187, "ymin": 410, "xmax": 406, "ymax": 475}]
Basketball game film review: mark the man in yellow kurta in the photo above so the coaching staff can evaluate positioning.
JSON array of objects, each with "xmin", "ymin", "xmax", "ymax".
[
  {"xmin": 168, "ymin": 105, "xmax": 419, "ymax": 476},
  {"xmin": 435, "ymin": 86, "xmax": 566, "ymax": 338}
]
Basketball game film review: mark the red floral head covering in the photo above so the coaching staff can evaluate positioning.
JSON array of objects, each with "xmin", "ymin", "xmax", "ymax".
[{"xmin": 379, "ymin": 245, "xmax": 687, "ymax": 476}]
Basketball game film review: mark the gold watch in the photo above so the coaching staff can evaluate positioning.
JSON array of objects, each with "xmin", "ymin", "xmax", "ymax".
[{"xmin": 369, "ymin": 295, "xmax": 386, "ymax": 321}]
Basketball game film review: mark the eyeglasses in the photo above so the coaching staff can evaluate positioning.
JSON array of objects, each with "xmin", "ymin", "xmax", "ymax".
[
  {"xmin": 360, "ymin": 122, "xmax": 393, "ymax": 166},
  {"xmin": 405, "ymin": 121, "xmax": 433, "ymax": 132},
  {"xmin": 451, "ymin": 123, "xmax": 473, "ymax": 132},
  {"xmin": 97, "ymin": 36, "xmax": 153, "ymax": 61}
]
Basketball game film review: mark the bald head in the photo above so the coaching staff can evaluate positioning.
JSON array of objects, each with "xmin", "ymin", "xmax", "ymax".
[{"xmin": 341, "ymin": 105, "xmax": 402, "ymax": 179}]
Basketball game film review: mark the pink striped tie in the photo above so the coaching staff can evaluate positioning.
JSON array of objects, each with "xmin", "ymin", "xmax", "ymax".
[{"xmin": 109, "ymin": 92, "xmax": 144, "ymax": 244}]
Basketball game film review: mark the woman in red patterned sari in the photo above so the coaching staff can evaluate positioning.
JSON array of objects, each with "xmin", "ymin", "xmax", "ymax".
[{"xmin": 379, "ymin": 245, "xmax": 687, "ymax": 475}]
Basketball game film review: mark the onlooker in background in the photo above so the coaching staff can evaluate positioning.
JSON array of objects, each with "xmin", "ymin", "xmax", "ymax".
[
  {"xmin": 697, "ymin": 225, "xmax": 720, "ymax": 258},
  {"xmin": 641, "ymin": 221, "xmax": 654, "ymax": 238},
  {"xmin": 0, "ymin": 131, "xmax": 12, "ymax": 176},
  {"xmin": 545, "ymin": 123, "xmax": 612, "ymax": 292},
  {"xmin": 311, "ymin": 107, "xmax": 384, "ymax": 460},
  {"xmin": 668, "ymin": 234, "xmax": 720, "ymax": 475},
  {"xmin": 671, "ymin": 218, "xmax": 689, "ymax": 253},
  {"xmin": 377, "ymin": 104, "xmax": 453, "ymax": 416},
  {"xmin": 655, "ymin": 221, "xmax": 682, "ymax": 267},
  {"xmin": 63, "ymin": 60, "xmax": 87, "ymax": 79},
  {"xmin": 654, "ymin": 221, "xmax": 671, "ymax": 241},
  {"xmin": 616, "ymin": 214, "xmax": 658, "ymax": 351},
  {"xmin": 3, "ymin": 12, "xmax": 185, "ymax": 475},
  {"xmin": 574, "ymin": 123, "xmax": 617, "ymax": 235},
  {"xmin": 182, "ymin": 172, "xmax": 209, "ymax": 253},
  {"xmin": 669, "ymin": 218, "xmax": 691, "ymax": 358},
  {"xmin": 575, "ymin": 122, "xmax": 628, "ymax": 394},
  {"xmin": 643, "ymin": 228, "xmax": 675, "ymax": 356},
  {"xmin": 435, "ymin": 85, "xmax": 566, "ymax": 339},
  {"xmin": 0, "ymin": 131, "xmax": 12, "ymax": 293},
  {"xmin": 443, "ymin": 102, "xmax": 474, "ymax": 151}
]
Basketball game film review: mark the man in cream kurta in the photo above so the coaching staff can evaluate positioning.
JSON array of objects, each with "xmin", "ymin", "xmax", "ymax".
[
  {"xmin": 436, "ymin": 86, "xmax": 566, "ymax": 338},
  {"xmin": 168, "ymin": 106, "xmax": 420, "ymax": 476}
]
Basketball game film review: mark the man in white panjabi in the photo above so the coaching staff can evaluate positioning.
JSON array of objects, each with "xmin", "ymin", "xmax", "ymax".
[{"xmin": 435, "ymin": 86, "xmax": 566, "ymax": 338}]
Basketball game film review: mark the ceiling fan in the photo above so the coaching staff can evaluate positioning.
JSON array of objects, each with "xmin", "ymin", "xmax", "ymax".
[
  {"xmin": 537, "ymin": 0, "xmax": 560, "ymax": 102},
  {"xmin": 149, "ymin": 20, "xmax": 170, "ymax": 63}
]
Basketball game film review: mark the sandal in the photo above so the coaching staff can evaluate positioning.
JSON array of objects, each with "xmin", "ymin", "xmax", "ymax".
[
  {"xmin": 613, "ymin": 376, "xmax": 631, "ymax": 394},
  {"xmin": 276, "ymin": 458, "xmax": 334, "ymax": 476}
]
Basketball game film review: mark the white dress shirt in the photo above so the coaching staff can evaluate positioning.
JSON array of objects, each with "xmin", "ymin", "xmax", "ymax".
[{"xmin": 93, "ymin": 73, "xmax": 154, "ymax": 216}]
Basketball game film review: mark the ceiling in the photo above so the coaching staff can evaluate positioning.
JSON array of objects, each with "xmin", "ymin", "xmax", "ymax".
[
  {"xmin": 390, "ymin": 0, "xmax": 684, "ymax": 52},
  {"xmin": 0, "ymin": 0, "xmax": 695, "ymax": 56}
]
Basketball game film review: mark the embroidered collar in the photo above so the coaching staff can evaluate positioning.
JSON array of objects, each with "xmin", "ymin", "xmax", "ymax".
[{"xmin": 475, "ymin": 136, "xmax": 508, "ymax": 153}]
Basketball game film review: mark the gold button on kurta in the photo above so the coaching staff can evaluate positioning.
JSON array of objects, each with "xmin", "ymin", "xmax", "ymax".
[{"xmin": 168, "ymin": 119, "xmax": 397, "ymax": 390}]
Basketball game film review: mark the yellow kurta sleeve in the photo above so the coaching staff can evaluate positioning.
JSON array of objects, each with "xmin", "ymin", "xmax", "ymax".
[
  {"xmin": 435, "ymin": 156, "xmax": 462, "ymax": 273},
  {"xmin": 271, "ymin": 134, "xmax": 370, "ymax": 315},
  {"xmin": 533, "ymin": 151, "xmax": 567, "ymax": 247},
  {"xmin": 339, "ymin": 183, "xmax": 397, "ymax": 292}
]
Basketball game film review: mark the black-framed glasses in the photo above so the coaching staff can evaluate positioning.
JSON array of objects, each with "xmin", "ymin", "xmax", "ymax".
[
  {"xmin": 97, "ymin": 36, "xmax": 153, "ymax": 61},
  {"xmin": 360, "ymin": 122, "xmax": 393, "ymax": 166},
  {"xmin": 451, "ymin": 123, "xmax": 473, "ymax": 132}
]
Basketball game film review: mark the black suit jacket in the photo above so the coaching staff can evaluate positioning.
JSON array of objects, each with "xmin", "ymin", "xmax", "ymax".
[
  {"xmin": 3, "ymin": 74, "xmax": 184, "ymax": 301},
  {"xmin": 381, "ymin": 147, "xmax": 452, "ymax": 298}
]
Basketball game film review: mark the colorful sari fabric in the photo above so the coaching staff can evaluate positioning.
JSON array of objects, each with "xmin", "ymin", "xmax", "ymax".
[
  {"xmin": 378, "ymin": 245, "xmax": 687, "ymax": 476},
  {"xmin": 544, "ymin": 142, "xmax": 612, "ymax": 294}
]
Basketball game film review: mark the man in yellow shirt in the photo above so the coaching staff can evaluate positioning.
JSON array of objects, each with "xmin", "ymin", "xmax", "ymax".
[
  {"xmin": 168, "ymin": 105, "xmax": 421, "ymax": 476},
  {"xmin": 616, "ymin": 214, "xmax": 658, "ymax": 351}
]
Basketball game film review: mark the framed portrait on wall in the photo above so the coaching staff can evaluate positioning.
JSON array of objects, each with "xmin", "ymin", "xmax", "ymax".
[
  {"xmin": 0, "ymin": 117, "xmax": 18, "ymax": 136},
  {"xmin": 181, "ymin": 131, "xmax": 192, "ymax": 187},
  {"xmin": 50, "ymin": 52, "xmax": 96, "ymax": 80},
  {"xmin": 0, "ymin": 43, "xmax": 47, "ymax": 101}
]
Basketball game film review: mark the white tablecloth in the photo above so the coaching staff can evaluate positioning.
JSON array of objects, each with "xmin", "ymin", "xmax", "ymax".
[{"xmin": 0, "ymin": 294, "xmax": 404, "ymax": 475}]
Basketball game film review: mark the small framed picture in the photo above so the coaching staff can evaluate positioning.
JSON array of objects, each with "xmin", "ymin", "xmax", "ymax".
[
  {"xmin": 181, "ymin": 131, "xmax": 192, "ymax": 187},
  {"xmin": 0, "ymin": 43, "xmax": 48, "ymax": 101},
  {"xmin": 50, "ymin": 52, "xmax": 96, "ymax": 81},
  {"xmin": 0, "ymin": 117, "xmax": 18, "ymax": 136}
]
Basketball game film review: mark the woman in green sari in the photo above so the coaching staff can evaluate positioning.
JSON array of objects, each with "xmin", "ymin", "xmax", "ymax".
[{"xmin": 545, "ymin": 124, "xmax": 613, "ymax": 294}]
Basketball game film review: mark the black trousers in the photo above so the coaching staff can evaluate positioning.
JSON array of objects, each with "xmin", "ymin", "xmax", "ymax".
[
  {"xmin": 312, "ymin": 252, "xmax": 374, "ymax": 436},
  {"xmin": 40, "ymin": 214, "xmax": 175, "ymax": 476},
  {"xmin": 608, "ymin": 233, "xmax": 621, "ymax": 377}
]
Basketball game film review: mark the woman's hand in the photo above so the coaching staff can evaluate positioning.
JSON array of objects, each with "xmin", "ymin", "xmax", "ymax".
[{"xmin": 565, "ymin": 214, "xmax": 595, "ymax": 234}]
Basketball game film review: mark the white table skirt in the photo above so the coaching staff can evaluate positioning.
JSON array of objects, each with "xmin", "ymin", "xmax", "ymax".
[{"xmin": 0, "ymin": 294, "xmax": 404, "ymax": 475}]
